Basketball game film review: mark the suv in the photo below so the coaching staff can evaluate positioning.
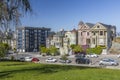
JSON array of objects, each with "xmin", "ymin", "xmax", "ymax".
[{"xmin": 75, "ymin": 57, "xmax": 90, "ymax": 64}]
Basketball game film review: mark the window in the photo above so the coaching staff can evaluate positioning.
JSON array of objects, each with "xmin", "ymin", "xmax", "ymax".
[
  {"xmin": 87, "ymin": 32, "xmax": 89, "ymax": 36},
  {"xmin": 100, "ymin": 31, "xmax": 103, "ymax": 35},
  {"xmin": 92, "ymin": 38, "xmax": 95, "ymax": 44},
  {"xmin": 97, "ymin": 26, "xmax": 99, "ymax": 28}
]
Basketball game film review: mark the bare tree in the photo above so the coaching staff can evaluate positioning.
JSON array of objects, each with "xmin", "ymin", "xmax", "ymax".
[{"xmin": 0, "ymin": 0, "xmax": 32, "ymax": 40}]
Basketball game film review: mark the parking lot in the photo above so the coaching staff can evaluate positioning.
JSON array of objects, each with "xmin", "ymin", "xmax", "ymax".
[{"xmin": 7, "ymin": 53, "xmax": 120, "ymax": 69}]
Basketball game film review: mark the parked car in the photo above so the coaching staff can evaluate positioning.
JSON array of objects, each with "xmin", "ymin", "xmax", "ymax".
[
  {"xmin": 99, "ymin": 58, "xmax": 119, "ymax": 66},
  {"xmin": 75, "ymin": 57, "xmax": 90, "ymax": 64},
  {"xmin": 117, "ymin": 54, "xmax": 120, "ymax": 58},
  {"xmin": 59, "ymin": 58, "xmax": 72, "ymax": 63},
  {"xmin": 45, "ymin": 58, "xmax": 57, "ymax": 62},
  {"xmin": 19, "ymin": 56, "xmax": 33, "ymax": 62},
  {"xmin": 86, "ymin": 53, "xmax": 99, "ymax": 58},
  {"xmin": 31, "ymin": 58, "xmax": 40, "ymax": 63}
]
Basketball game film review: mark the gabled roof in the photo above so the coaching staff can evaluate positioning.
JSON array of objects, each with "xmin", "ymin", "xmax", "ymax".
[
  {"xmin": 85, "ymin": 23, "xmax": 94, "ymax": 28},
  {"xmin": 71, "ymin": 28, "xmax": 77, "ymax": 32},
  {"xmin": 99, "ymin": 22, "xmax": 114, "ymax": 29},
  {"xmin": 56, "ymin": 30, "xmax": 66, "ymax": 37},
  {"xmin": 78, "ymin": 21, "xmax": 84, "ymax": 26}
]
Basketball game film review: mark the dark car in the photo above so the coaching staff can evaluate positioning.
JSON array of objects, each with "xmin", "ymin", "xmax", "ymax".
[{"xmin": 75, "ymin": 57, "xmax": 90, "ymax": 64}]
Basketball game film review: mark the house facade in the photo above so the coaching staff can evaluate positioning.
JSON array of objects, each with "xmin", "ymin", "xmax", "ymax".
[
  {"xmin": 90, "ymin": 22, "xmax": 115, "ymax": 49},
  {"xmin": 78, "ymin": 21, "xmax": 116, "ymax": 50},
  {"xmin": 62, "ymin": 29, "xmax": 78, "ymax": 55},
  {"xmin": 78, "ymin": 21, "xmax": 94, "ymax": 49}
]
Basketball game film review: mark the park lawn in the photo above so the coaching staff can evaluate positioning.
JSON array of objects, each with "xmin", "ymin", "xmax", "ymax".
[{"xmin": 0, "ymin": 61, "xmax": 120, "ymax": 80}]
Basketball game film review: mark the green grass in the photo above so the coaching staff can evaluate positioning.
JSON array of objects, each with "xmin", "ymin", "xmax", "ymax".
[{"xmin": 0, "ymin": 61, "xmax": 120, "ymax": 80}]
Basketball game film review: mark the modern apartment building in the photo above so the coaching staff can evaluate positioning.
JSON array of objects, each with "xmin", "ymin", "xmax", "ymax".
[{"xmin": 16, "ymin": 27, "xmax": 51, "ymax": 52}]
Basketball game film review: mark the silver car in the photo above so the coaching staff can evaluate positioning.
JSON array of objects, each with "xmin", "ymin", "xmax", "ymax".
[{"xmin": 99, "ymin": 58, "xmax": 119, "ymax": 66}]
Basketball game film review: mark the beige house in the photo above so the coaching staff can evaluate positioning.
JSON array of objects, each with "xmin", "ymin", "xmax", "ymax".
[
  {"xmin": 90, "ymin": 22, "xmax": 116, "ymax": 49},
  {"xmin": 63, "ymin": 29, "xmax": 78, "ymax": 55}
]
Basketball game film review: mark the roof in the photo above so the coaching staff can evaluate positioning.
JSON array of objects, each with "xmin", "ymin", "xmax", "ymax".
[
  {"xmin": 78, "ymin": 21, "xmax": 84, "ymax": 25},
  {"xmin": 56, "ymin": 30, "xmax": 66, "ymax": 37},
  {"xmin": 99, "ymin": 23, "xmax": 114, "ymax": 29},
  {"xmin": 71, "ymin": 28, "xmax": 77, "ymax": 32},
  {"xmin": 85, "ymin": 23, "xmax": 94, "ymax": 28}
]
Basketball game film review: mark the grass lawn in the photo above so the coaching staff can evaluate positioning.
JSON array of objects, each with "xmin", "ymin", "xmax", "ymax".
[{"xmin": 0, "ymin": 61, "xmax": 120, "ymax": 80}]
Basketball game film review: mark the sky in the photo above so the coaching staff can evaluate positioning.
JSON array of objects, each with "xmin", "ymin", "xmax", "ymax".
[{"xmin": 21, "ymin": 0, "xmax": 120, "ymax": 32}]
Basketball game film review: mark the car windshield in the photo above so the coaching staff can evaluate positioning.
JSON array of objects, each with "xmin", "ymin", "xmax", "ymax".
[
  {"xmin": 102, "ymin": 59, "xmax": 115, "ymax": 62},
  {"xmin": 48, "ymin": 58, "xmax": 53, "ymax": 60},
  {"xmin": 109, "ymin": 59, "xmax": 115, "ymax": 62}
]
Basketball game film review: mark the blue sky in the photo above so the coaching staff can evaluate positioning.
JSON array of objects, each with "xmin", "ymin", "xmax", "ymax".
[{"xmin": 21, "ymin": 0, "xmax": 120, "ymax": 32}]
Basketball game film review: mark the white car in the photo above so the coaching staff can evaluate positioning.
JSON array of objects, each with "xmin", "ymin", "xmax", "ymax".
[
  {"xmin": 45, "ymin": 58, "xmax": 57, "ymax": 62},
  {"xmin": 117, "ymin": 54, "xmax": 120, "ymax": 58},
  {"xmin": 86, "ymin": 53, "xmax": 98, "ymax": 58},
  {"xmin": 99, "ymin": 58, "xmax": 119, "ymax": 66},
  {"xmin": 20, "ymin": 56, "xmax": 33, "ymax": 62}
]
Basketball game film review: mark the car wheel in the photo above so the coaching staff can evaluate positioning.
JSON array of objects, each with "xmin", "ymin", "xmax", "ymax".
[
  {"xmin": 76, "ymin": 60, "xmax": 79, "ymax": 64},
  {"xmin": 99, "ymin": 63, "xmax": 103, "ymax": 65}
]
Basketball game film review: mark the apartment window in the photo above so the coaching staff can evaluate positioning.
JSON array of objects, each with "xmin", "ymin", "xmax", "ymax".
[
  {"xmin": 34, "ymin": 30, "xmax": 37, "ymax": 32},
  {"xmin": 100, "ymin": 31, "xmax": 103, "ymax": 35},
  {"xmin": 39, "ymin": 30, "xmax": 41, "ymax": 32}
]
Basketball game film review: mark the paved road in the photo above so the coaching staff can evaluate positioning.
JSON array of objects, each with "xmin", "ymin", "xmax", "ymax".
[{"xmin": 6, "ymin": 53, "xmax": 120, "ymax": 69}]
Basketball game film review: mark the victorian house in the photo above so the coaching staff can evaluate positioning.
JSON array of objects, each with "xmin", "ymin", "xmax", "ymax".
[
  {"xmin": 63, "ymin": 29, "xmax": 78, "ymax": 55},
  {"xmin": 78, "ymin": 21, "xmax": 116, "ymax": 50},
  {"xmin": 78, "ymin": 21, "xmax": 94, "ymax": 50},
  {"xmin": 90, "ymin": 22, "xmax": 116, "ymax": 49}
]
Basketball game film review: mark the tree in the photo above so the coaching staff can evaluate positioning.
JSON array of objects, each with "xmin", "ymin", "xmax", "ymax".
[
  {"xmin": 86, "ymin": 46, "xmax": 105, "ymax": 55},
  {"xmin": 49, "ymin": 46, "xmax": 58, "ymax": 56},
  {"xmin": 73, "ymin": 45, "xmax": 83, "ymax": 53},
  {"xmin": 39, "ymin": 46, "xmax": 49, "ymax": 56},
  {"xmin": 61, "ymin": 54, "xmax": 68, "ymax": 61},
  {"xmin": 0, "ymin": 43, "xmax": 10, "ymax": 58},
  {"xmin": 3, "ymin": 43, "xmax": 10, "ymax": 50},
  {"xmin": 0, "ymin": 0, "xmax": 32, "ymax": 41},
  {"xmin": 70, "ymin": 44, "xmax": 76, "ymax": 49}
]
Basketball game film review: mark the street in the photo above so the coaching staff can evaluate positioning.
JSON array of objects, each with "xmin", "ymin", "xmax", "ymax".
[{"xmin": 7, "ymin": 53, "xmax": 120, "ymax": 69}]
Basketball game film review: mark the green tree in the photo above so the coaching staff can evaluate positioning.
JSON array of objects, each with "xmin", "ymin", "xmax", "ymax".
[
  {"xmin": 49, "ymin": 46, "xmax": 58, "ymax": 56},
  {"xmin": 61, "ymin": 54, "xmax": 68, "ymax": 61},
  {"xmin": 0, "ymin": 0, "xmax": 32, "ymax": 41},
  {"xmin": 39, "ymin": 46, "xmax": 49, "ymax": 56},
  {"xmin": 73, "ymin": 45, "xmax": 83, "ymax": 53},
  {"xmin": 86, "ymin": 46, "xmax": 104, "ymax": 55},
  {"xmin": 0, "ymin": 43, "xmax": 10, "ymax": 58},
  {"xmin": 70, "ymin": 44, "xmax": 76, "ymax": 49},
  {"xmin": 3, "ymin": 43, "xmax": 10, "ymax": 50}
]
